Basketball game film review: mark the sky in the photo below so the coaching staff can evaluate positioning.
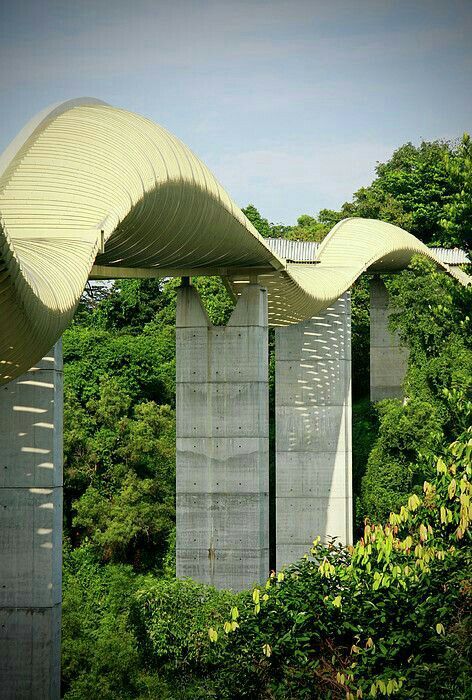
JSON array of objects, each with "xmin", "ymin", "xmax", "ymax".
[{"xmin": 1, "ymin": 0, "xmax": 471, "ymax": 224}]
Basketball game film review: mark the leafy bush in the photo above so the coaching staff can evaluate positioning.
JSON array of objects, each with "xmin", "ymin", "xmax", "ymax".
[
  {"xmin": 135, "ymin": 431, "xmax": 472, "ymax": 699},
  {"xmin": 62, "ymin": 543, "xmax": 172, "ymax": 699}
]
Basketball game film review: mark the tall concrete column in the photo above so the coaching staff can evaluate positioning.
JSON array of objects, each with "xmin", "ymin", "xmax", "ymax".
[
  {"xmin": 176, "ymin": 283, "xmax": 269, "ymax": 591},
  {"xmin": 275, "ymin": 293, "xmax": 352, "ymax": 568},
  {"xmin": 0, "ymin": 342, "xmax": 63, "ymax": 700},
  {"xmin": 370, "ymin": 276, "xmax": 408, "ymax": 402}
]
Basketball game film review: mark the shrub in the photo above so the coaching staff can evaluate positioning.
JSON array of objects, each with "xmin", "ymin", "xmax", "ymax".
[{"xmin": 135, "ymin": 430, "xmax": 472, "ymax": 699}]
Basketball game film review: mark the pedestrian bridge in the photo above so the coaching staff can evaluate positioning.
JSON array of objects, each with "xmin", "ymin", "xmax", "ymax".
[
  {"xmin": 0, "ymin": 98, "xmax": 470, "ymax": 699},
  {"xmin": 0, "ymin": 98, "xmax": 467, "ymax": 384}
]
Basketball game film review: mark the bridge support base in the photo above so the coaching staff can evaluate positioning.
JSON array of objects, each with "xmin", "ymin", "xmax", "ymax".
[
  {"xmin": 0, "ymin": 343, "xmax": 63, "ymax": 700},
  {"xmin": 370, "ymin": 277, "xmax": 408, "ymax": 402},
  {"xmin": 176, "ymin": 284, "xmax": 269, "ymax": 590},
  {"xmin": 275, "ymin": 293, "xmax": 352, "ymax": 568}
]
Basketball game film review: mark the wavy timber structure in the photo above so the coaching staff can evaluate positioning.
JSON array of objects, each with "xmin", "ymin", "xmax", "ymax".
[{"xmin": 0, "ymin": 98, "xmax": 470, "ymax": 384}]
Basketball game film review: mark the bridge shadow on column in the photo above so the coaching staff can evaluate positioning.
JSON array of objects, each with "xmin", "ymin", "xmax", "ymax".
[
  {"xmin": 275, "ymin": 294, "xmax": 352, "ymax": 569},
  {"xmin": 0, "ymin": 347, "xmax": 62, "ymax": 700}
]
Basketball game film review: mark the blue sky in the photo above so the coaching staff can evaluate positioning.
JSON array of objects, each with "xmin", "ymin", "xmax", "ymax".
[{"xmin": 1, "ymin": 0, "xmax": 471, "ymax": 223}]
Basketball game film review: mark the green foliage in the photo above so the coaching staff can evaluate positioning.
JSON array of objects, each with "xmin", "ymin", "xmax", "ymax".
[
  {"xmin": 242, "ymin": 203, "xmax": 272, "ymax": 238},
  {"xmin": 281, "ymin": 213, "xmax": 328, "ymax": 242},
  {"xmin": 360, "ymin": 400, "xmax": 439, "ymax": 522},
  {"xmin": 193, "ymin": 276, "xmax": 235, "ymax": 325},
  {"xmin": 351, "ymin": 277, "xmax": 371, "ymax": 398},
  {"xmin": 73, "ymin": 470, "xmax": 174, "ymax": 567},
  {"xmin": 441, "ymin": 133, "xmax": 472, "ymax": 253},
  {"xmin": 62, "ymin": 543, "xmax": 173, "ymax": 700},
  {"xmin": 242, "ymin": 203, "xmax": 329, "ymax": 242},
  {"xmin": 135, "ymin": 434, "xmax": 471, "ymax": 699},
  {"xmin": 135, "ymin": 579, "xmax": 235, "ymax": 667},
  {"xmin": 331, "ymin": 135, "xmax": 472, "ymax": 248},
  {"xmin": 352, "ymin": 399, "xmax": 378, "ymax": 531},
  {"xmin": 62, "ymin": 434, "xmax": 471, "ymax": 699},
  {"xmin": 64, "ymin": 374, "xmax": 175, "ymax": 568},
  {"xmin": 91, "ymin": 278, "xmax": 166, "ymax": 332},
  {"xmin": 63, "ymin": 324, "xmax": 175, "ymax": 406},
  {"xmin": 359, "ymin": 259, "xmax": 472, "ymax": 522}
]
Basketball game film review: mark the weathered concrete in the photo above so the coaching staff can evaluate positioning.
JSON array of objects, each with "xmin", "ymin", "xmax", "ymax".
[
  {"xmin": 275, "ymin": 293, "xmax": 352, "ymax": 568},
  {"xmin": 176, "ymin": 283, "xmax": 269, "ymax": 590},
  {"xmin": 370, "ymin": 277, "xmax": 408, "ymax": 401},
  {"xmin": 0, "ymin": 343, "xmax": 63, "ymax": 700}
]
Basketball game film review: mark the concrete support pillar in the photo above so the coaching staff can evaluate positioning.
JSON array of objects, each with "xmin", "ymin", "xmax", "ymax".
[
  {"xmin": 0, "ymin": 342, "xmax": 63, "ymax": 700},
  {"xmin": 370, "ymin": 277, "xmax": 408, "ymax": 402},
  {"xmin": 275, "ymin": 293, "xmax": 352, "ymax": 568},
  {"xmin": 176, "ymin": 283, "xmax": 269, "ymax": 590}
]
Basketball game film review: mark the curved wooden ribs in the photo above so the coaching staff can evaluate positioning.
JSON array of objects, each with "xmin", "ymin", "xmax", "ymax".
[{"xmin": 0, "ymin": 99, "xmax": 469, "ymax": 383}]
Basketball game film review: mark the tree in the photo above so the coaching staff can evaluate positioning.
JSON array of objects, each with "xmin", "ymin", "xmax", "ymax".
[
  {"xmin": 441, "ymin": 133, "xmax": 472, "ymax": 254},
  {"xmin": 331, "ymin": 135, "xmax": 472, "ymax": 248},
  {"xmin": 242, "ymin": 203, "xmax": 272, "ymax": 238},
  {"xmin": 282, "ymin": 213, "xmax": 328, "ymax": 242}
]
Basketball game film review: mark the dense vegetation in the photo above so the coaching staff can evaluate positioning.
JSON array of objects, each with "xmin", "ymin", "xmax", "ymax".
[{"xmin": 62, "ymin": 136, "xmax": 471, "ymax": 698}]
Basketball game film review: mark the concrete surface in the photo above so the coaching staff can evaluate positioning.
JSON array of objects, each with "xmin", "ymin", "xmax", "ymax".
[
  {"xmin": 275, "ymin": 293, "xmax": 352, "ymax": 568},
  {"xmin": 0, "ymin": 342, "xmax": 63, "ymax": 699},
  {"xmin": 176, "ymin": 284, "xmax": 269, "ymax": 590},
  {"xmin": 370, "ymin": 277, "xmax": 408, "ymax": 401}
]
